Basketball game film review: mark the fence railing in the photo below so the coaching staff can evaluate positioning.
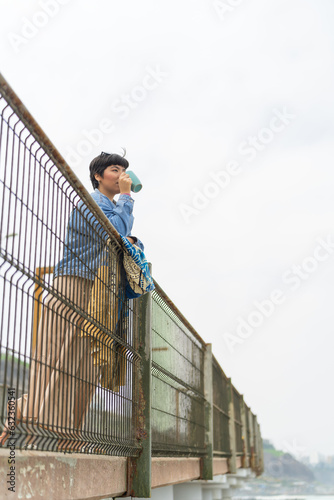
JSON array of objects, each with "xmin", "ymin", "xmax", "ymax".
[
  {"xmin": 151, "ymin": 284, "xmax": 206, "ymax": 456},
  {"xmin": 0, "ymin": 73, "xmax": 263, "ymax": 496},
  {"xmin": 212, "ymin": 356, "xmax": 230, "ymax": 456}
]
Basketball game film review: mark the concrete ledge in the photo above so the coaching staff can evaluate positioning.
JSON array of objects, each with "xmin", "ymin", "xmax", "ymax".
[
  {"xmin": 0, "ymin": 451, "xmax": 203, "ymax": 499},
  {"xmin": 0, "ymin": 449, "xmax": 127, "ymax": 500},
  {"xmin": 152, "ymin": 457, "xmax": 201, "ymax": 489},
  {"xmin": 212, "ymin": 457, "xmax": 229, "ymax": 476},
  {"xmin": 0, "ymin": 450, "xmax": 245, "ymax": 499}
]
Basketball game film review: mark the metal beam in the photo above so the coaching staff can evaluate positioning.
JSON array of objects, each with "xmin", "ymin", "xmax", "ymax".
[
  {"xmin": 240, "ymin": 395, "xmax": 249, "ymax": 468},
  {"xmin": 128, "ymin": 269, "xmax": 152, "ymax": 498},
  {"xmin": 201, "ymin": 343, "xmax": 213, "ymax": 479},
  {"xmin": 227, "ymin": 379, "xmax": 237, "ymax": 474}
]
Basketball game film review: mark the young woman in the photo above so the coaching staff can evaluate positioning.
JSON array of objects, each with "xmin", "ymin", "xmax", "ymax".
[{"xmin": 0, "ymin": 151, "xmax": 143, "ymax": 449}]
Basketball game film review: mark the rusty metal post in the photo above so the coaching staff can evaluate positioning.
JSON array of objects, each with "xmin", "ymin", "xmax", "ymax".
[
  {"xmin": 240, "ymin": 395, "xmax": 249, "ymax": 468},
  {"xmin": 259, "ymin": 424, "xmax": 264, "ymax": 474},
  {"xmin": 253, "ymin": 416, "xmax": 262, "ymax": 475},
  {"xmin": 227, "ymin": 378, "xmax": 237, "ymax": 474},
  {"xmin": 201, "ymin": 343, "xmax": 213, "ymax": 479},
  {"xmin": 128, "ymin": 265, "xmax": 152, "ymax": 498},
  {"xmin": 256, "ymin": 422, "xmax": 264, "ymax": 474},
  {"xmin": 253, "ymin": 416, "xmax": 259, "ymax": 474},
  {"xmin": 249, "ymin": 412, "xmax": 256, "ymax": 471}
]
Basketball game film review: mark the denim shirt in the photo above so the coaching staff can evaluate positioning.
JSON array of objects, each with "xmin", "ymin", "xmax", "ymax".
[{"xmin": 54, "ymin": 189, "xmax": 144, "ymax": 281}]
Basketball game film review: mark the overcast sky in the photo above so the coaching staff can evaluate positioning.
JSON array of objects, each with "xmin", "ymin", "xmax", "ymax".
[{"xmin": 1, "ymin": 0, "xmax": 333, "ymax": 458}]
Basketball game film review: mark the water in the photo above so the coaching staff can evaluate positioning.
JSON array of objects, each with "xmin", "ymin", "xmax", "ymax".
[{"xmin": 234, "ymin": 496, "xmax": 334, "ymax": 500}]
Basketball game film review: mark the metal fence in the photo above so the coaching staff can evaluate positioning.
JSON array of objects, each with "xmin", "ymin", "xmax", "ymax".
[
  {"xmin": 0, "ymin": 73, "xmax": 263, "ymax": 478},
  {"xmin": 0, "ymin": 75, "xmax": 141, "ymax": 455},
  {"xmin": 151, "ymin": 285, "xmax": 206, "ymax": 456}
]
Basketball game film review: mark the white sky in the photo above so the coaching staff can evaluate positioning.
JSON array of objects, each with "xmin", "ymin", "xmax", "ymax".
[{"xmin": 1, "ymin": 0, "xmax": 333, "ymax": 457}]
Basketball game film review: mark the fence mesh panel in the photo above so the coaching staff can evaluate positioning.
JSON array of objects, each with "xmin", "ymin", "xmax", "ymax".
[
  {"xmin": 232, "ymin": 387, "xmax": 243, "ymax": 455},
  {"xmin": 0, "ymin": 91, "xmax": 141, "ymax": 456},
  {"xmin": 151, "ymin": 289, "xmax": 206, "ymax": 456},
  {"xmin": 212, "ymin": 357, "xmax": 230, "ymax": 456}
]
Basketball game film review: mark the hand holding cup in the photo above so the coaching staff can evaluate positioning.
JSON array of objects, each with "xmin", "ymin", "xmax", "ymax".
[{"xmin": 119, "ymin": 172, "xmax": 132, "ymax": 194}]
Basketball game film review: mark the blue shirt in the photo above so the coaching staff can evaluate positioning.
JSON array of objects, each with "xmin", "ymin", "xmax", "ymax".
[{"xmin": 54, "ymin": 189, "xmax": 144, "ymax": 280}]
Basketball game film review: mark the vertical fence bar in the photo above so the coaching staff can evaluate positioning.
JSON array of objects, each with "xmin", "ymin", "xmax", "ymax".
[
  {"xmin": 240, "ymin": 395, "xmax": 249, "ymax": 468},
  {"xmin": 128, "ymin": 265, "xmax": 152, "ymax": 498},
  {"xmin": 253, "ymin": 417, "xmax": 263, "ymax": 475},
  {"xmin": 258, "ymin": 424, "xmax": 264, "ymax": 474},
  {"xmin": 249, "ymin": 412, "xmax": 256, "ymax": 471},
  {"xmin": 228, "ymin": 378, "xmax": 237, "ymax": 474},
  {"xmin": 201, "ymin": 343, "xmax": 213, "ymax": 479},
  {"xmin": 253, "ymin": 416, "xmax": 259, "ymax": 473}
]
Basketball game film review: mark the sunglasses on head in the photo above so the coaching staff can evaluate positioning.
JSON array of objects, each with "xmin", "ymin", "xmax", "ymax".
[{"xmin": 101, "ymin": 148, "xmax": 126, "ymax": 158}]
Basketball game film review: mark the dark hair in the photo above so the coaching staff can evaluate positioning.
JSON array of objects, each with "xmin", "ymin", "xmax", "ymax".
[{"xmin": 89, "ymin": 151, "xmax": 129, "ymax": 189}]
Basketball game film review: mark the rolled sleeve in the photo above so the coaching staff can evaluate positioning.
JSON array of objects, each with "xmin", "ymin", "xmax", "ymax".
[{"xmin": 92, "ymin": 191, "xmax": 134, "ymax": 236}]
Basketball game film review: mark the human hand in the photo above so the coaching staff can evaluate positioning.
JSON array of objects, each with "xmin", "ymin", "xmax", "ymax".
[
  {"xmin": 126, "ymin": 237, "xmax": 135, "ymax": 245},
  {"xmin": 119, "ymin": 172, "xmax": 132, "ymax": 194}
]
